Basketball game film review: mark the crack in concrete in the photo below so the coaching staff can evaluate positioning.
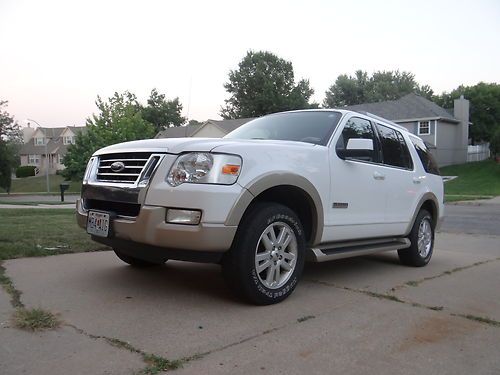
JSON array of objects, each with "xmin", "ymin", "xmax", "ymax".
[
  {"xmin": 0, "ymin": 262, "xmax": 24, "ymax": 308},
  {"xmin": 65, "ymin": 323, "xmax": 184, "ymax": 374},
  {"xmin": 390, "ymin": 257, "xmax": 500, "ymax": 292},
  {"xmin": 305, "ymin": 278, "xmax": 500, "ymax": 329}
]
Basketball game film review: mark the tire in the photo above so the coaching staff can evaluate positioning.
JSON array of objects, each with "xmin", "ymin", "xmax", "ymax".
[
  {"xmin": 222, "ymin": 202, "xmax": 306, "ymax": 305},
  {"xmin": 398, "ymin": 209, "xmax": 434, "ymax": 267},
  {"xmin": 113, "ymin": 249, "xmax": 165, "ymax": 267}
]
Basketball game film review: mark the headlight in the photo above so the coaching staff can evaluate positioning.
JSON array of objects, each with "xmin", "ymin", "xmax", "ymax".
[
  {"xmin": 167, "ymin": 152, "xmax": 242, "ymax": 186},
  {"xmin": 83, "ymin": 157, "xmax": 96, "ymax": 183}
]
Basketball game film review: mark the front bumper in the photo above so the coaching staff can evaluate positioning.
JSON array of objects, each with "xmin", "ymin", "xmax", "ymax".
[{"xmin": 76, "ymin": 199, "xmax": 237, "ymax": 252}]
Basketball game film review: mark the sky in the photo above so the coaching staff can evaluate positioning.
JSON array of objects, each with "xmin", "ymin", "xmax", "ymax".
[{"xmin": 0, "ymin": 0, "xmax": 499, "ymax": 128}]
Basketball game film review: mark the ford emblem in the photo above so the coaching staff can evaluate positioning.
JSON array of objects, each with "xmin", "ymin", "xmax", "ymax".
[{"xmin": 110, "ymin": 161, "xmax": 126, "ymax": 173}]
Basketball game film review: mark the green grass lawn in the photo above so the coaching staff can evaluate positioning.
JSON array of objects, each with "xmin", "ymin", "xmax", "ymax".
[
  {"xmin": 0, "ymin": 209, "xmax": 107, "ymax": 260},
  {"xmin": 0, "ymin": 175, "xmax": 81, "ymax": 194},
  {"xmin": 441, "ymin": 160, "xmax": 500, "ymax": 198}
]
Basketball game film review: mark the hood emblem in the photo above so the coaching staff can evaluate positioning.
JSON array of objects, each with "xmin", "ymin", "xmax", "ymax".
[{"xmin": 110, "ymin": 161, "xmax": 126, "ymax": 173}]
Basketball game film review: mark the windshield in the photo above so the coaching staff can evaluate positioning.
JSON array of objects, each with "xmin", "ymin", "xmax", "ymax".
[{"xmin": 224, "ymin": 111, "xmax": 342, "ymax": 146}]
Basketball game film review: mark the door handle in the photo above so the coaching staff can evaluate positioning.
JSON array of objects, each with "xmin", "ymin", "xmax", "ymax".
[
  {"xmin": 373, "ymin": 171, "xmax": 385, "ymax": 180},
  {"xmin": 413, "ymin": 176, "xmax": 426, "ymax": 184}
]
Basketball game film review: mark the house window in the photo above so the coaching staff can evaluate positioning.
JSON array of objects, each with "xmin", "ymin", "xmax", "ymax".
[
  {"xmin": 58, "ymin": 154, "xmax": 64, "ymax": 164},
  {"xmin": 28, "ymin": 154, "xmax": 40, "ymax": 165},
  {"xmin": 63, "ymin": 136, "xmax": 74, "ymax": 145},
  {"xmin": 35, "ymin": 137, "xmax": 45, "ymax": 145},
  {"xmin": 418, "ymin": 121, "xmax": 430, "ymax": 135}
]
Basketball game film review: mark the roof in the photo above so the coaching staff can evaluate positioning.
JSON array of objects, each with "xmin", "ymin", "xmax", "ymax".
[
  {"xmin": 154, "ymin": 124, "xmax": 201, "ymax": 139},
  {"xmin": 20, "ymin": 126, "xmax": 86, "ymax": 155},
  {"xmin": 20, "ymin": 138, "xmax": 67, "ymax": 155},
  {"xmin": 155, "ymin": 118, "xmax": 255, "ymax": 138},
  {"xmin": 346, "ymin": 93, "xmax": 460, "ymax": 123},
  {"xmin": 206, "ymin": 118, "xmax": 254, "ymax": 133}
]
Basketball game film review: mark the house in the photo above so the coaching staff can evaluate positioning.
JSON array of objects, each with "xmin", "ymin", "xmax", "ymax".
[
  {"xmin": 19, "ymin": 124, "xmax": 86, "ymax": 174},
  {"xmin": 155, "ymin": 93, "xmax": 470, "ymax": 166},
  {"xmin": 155, "ymin": 118, "xmax": 253, "ymax": 139},
  {"xmin": 346, "ymin": 93, "xmax": 470, "ymax": 166}
]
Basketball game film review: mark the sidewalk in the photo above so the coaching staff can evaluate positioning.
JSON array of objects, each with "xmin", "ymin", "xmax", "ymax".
[{"xmin": 0, "ymin": 194, "xmax": 79, "ymax": 203}]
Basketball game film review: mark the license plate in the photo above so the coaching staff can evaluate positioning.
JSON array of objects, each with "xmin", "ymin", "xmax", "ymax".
[{"xmin": 87, "ymin": 211, "xmax": 111, "ymax": 237}]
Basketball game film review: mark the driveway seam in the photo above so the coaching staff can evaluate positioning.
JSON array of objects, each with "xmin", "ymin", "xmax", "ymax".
[
  {"xmin": 389, "ymin": 257, "xmax": 500, "ymax": 292},
  {"xmin": 304, "ymin": 278, "xmax": 500, "ymax": 329}
]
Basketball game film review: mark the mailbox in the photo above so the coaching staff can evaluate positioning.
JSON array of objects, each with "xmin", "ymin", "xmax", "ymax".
[{"xmin": 59, "ymin": 182, "xmax": 70, "ymax": 202}]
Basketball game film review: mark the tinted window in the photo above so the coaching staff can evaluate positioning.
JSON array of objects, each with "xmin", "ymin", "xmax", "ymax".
[
  {"xmin": 376, "ymin": 124, "xmax": 412, "ymax": 169},
  {"xmin": 336, "ymin": 117, "xmax": 377, "ymax": 162},
  {"xmin": 224, "ymin": 111, "xmax": 342, "ymax": 146},
  {"xmin": 410, "ymin": 137, "xmax": 440, "ymax": 175}
]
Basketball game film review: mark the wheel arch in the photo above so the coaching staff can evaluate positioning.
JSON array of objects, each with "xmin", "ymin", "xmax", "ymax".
[
  {"xmin": 405, "ymin": 192, "xmax": 440, "ymax": 235},
  {"xmin": 225, "ymin": 173, "xmax": 324, "ymax": 246}
]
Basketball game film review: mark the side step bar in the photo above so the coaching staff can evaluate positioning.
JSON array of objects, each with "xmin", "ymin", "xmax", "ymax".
[{"xmin": 307, "ymin": 238, "xmax": 411, "ymax": 263}]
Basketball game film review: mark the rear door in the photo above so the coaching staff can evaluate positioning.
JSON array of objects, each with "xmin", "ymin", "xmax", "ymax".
[{"xmin": 374, "ymin": 123, "xmax": 418, "ymax": 234}]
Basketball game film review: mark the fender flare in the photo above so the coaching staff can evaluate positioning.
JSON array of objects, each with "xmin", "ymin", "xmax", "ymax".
[{"xmin": 225, "ymin": 172, "xmax": 324, "ymax": 245}]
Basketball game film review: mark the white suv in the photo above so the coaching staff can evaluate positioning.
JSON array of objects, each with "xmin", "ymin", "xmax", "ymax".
[{"xmin": 77, "ymin": 110, "xmax": 444, "ymax": 304}]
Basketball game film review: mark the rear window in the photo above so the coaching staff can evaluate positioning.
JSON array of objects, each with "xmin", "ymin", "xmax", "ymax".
[
  {"xmin": 410, "ymin": 137, "xmax": 440, "ymax": 175},
  {"xmin": 376, "ymin": 123, "xmax": 413, "ymax": 169},
  {"xmin": 224, "ymin": 111, "xmax": 342, "ymax": 146}
]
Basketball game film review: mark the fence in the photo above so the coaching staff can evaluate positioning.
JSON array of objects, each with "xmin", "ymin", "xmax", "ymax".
[{"xmin": 467, "ymin": 143, "xmax": 490, "ymax": 162}]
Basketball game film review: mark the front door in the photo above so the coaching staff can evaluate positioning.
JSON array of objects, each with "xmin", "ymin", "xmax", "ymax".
[{"xmin": 325, "ymin": 115, "xmax": 388, "ymax": 242}]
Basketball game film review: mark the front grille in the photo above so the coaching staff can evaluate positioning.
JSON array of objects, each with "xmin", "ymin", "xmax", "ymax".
[
  {"xmin": 96, "ymin": 153, "xmax": 153, "ymax": 184},
  {"xmin": 84, "ymin": 199, "xmax": 141, "ymax": 217}
]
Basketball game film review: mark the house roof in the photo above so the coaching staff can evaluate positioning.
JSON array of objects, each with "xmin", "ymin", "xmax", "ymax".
[
  {"xmin": 20, "ymin": 126, "xmax": 86, "ymax": 155},
  {"xmin": 155, "ymin": 118, "xmax": 255, "ymax": 138},
  {"xmin": 154, "ymin": 124, "xmax": 201, "ymax": 138},
  {"xmin": 346, "ymin": 93, "xmax": 460, "ymax": 123},
  {"xmin": 206, "ymin": 118, "xmax": 254, "ymax": 133}
]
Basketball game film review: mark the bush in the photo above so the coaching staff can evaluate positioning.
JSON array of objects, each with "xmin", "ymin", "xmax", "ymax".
[{"xmin": 15, "ymin": 165, "xmax": 37, "ymax": 178}]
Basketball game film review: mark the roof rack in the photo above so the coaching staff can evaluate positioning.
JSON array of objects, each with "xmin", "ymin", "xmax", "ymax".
[{"xmin": 355, "ymin": 111, "xmax": 408, "ymax": 132}]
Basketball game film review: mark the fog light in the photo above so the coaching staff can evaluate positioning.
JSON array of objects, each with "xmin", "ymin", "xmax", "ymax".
[{"xmin": 166, "ymin": 209, "xmax": 201, "ymax": 225}]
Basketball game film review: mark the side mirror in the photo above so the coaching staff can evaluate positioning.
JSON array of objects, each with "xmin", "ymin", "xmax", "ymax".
[{"xmin": 337, "ymin": 138, "xmax": 374, "ymax": 160}]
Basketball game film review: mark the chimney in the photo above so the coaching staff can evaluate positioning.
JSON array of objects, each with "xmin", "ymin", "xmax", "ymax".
[{"xmin": 453, "ymin": 95, "xmax": 470, "ymax": 164}]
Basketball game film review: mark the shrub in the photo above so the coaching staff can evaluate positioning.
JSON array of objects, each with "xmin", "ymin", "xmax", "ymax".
[{"xmin": 15, "ymin": 165, "xmax": 37, "ymax": 178}]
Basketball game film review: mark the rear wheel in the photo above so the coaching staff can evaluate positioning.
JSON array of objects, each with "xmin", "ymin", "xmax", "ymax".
[
  {"xmin": 222, "ymin": 202, "xmax": 306, "ymax": 305},
  {"xmin": 398, "ymin": 209, "xmax": 434, "ymax": 267},
  {"xmin": 113, "ymin": 249, "xmax": 165, "ymax": 267}
]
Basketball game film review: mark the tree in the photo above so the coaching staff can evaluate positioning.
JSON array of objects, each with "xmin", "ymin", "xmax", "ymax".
[
  {"xmin": 490, "ymin": 127, "xmax": 500, "ymax": 160},
  {"xmin": 434, "ymin": 83, "xmax": 500, "ymax": 143},
  {"xmin": 220, "ymin": 51, "xmax": 317, "ymax": 119},
  {"xmin": 0, "ymin": 100, "xmax": 22, "ymax": 192},
  {"xmin": 62, "ymin": 92, "xmax": 156, "ymax": 180},
  {"xmin": 323, "ymin": 70, "xmax": 433, "ymax": 107},
  {"xmin": 142, "ymin": 88, "xmax": 186, "ymax": 132}
]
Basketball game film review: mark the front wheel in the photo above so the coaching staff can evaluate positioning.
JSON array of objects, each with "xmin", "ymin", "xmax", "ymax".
[
  {"xmin": 398, "ymin": 209, "xmax": 434, "ymax": 267},
  {"xmin": 222, "ymin": 202, "xmax": 306, "ymax": 305}
]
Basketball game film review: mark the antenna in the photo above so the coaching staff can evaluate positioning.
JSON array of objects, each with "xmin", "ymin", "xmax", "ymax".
[{"xmin": 186, "ymin": 76, "xmax": 192, "ymax": 121}]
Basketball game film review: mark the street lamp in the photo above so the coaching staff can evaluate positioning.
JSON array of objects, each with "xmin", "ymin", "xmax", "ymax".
[{"xmin": 27, "ymin": 118, "xmax": 50, "ymax": 193}]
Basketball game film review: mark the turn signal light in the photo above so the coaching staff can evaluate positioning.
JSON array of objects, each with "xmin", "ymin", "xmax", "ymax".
[{"xmin": 222, "ymin": 164, "xmax": 240, "ymax": 175}]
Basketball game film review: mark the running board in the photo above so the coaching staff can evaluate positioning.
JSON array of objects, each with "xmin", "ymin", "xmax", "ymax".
[{"xmin": 307, "ymin": 238, "xmax": 411, "ymax": 263}]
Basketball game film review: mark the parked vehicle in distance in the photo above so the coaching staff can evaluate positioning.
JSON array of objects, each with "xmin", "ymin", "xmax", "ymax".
[{"xmin": 77, "ymin": 109, "xmax": 444, "ymax": 304}]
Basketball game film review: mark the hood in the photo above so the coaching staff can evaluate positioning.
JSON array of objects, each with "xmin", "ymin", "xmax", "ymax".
[{"xmin": 93, "ymin": 137, "xmax": 315, "ymax": 156}]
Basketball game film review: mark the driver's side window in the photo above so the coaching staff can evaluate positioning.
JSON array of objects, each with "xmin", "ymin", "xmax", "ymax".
[{"xmin": 336, "ymin": 117, "xmax": 377, "ymax": 162}]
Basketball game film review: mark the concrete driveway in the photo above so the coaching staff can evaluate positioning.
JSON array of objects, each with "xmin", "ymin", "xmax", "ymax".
[{"xmin": 1, "ymin": 204, "xmax": 499, "ymax": 374}]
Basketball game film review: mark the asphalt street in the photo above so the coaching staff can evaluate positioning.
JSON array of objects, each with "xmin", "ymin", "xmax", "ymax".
[{"xmin": 441, "ymin": 201, "xmax": 500, "ymax": 236}]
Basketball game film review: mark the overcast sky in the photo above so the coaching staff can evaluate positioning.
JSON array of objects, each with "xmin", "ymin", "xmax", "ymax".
[{"xmin": 1, "ymin": 0, "xmax": 499, "ymax": 128}]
